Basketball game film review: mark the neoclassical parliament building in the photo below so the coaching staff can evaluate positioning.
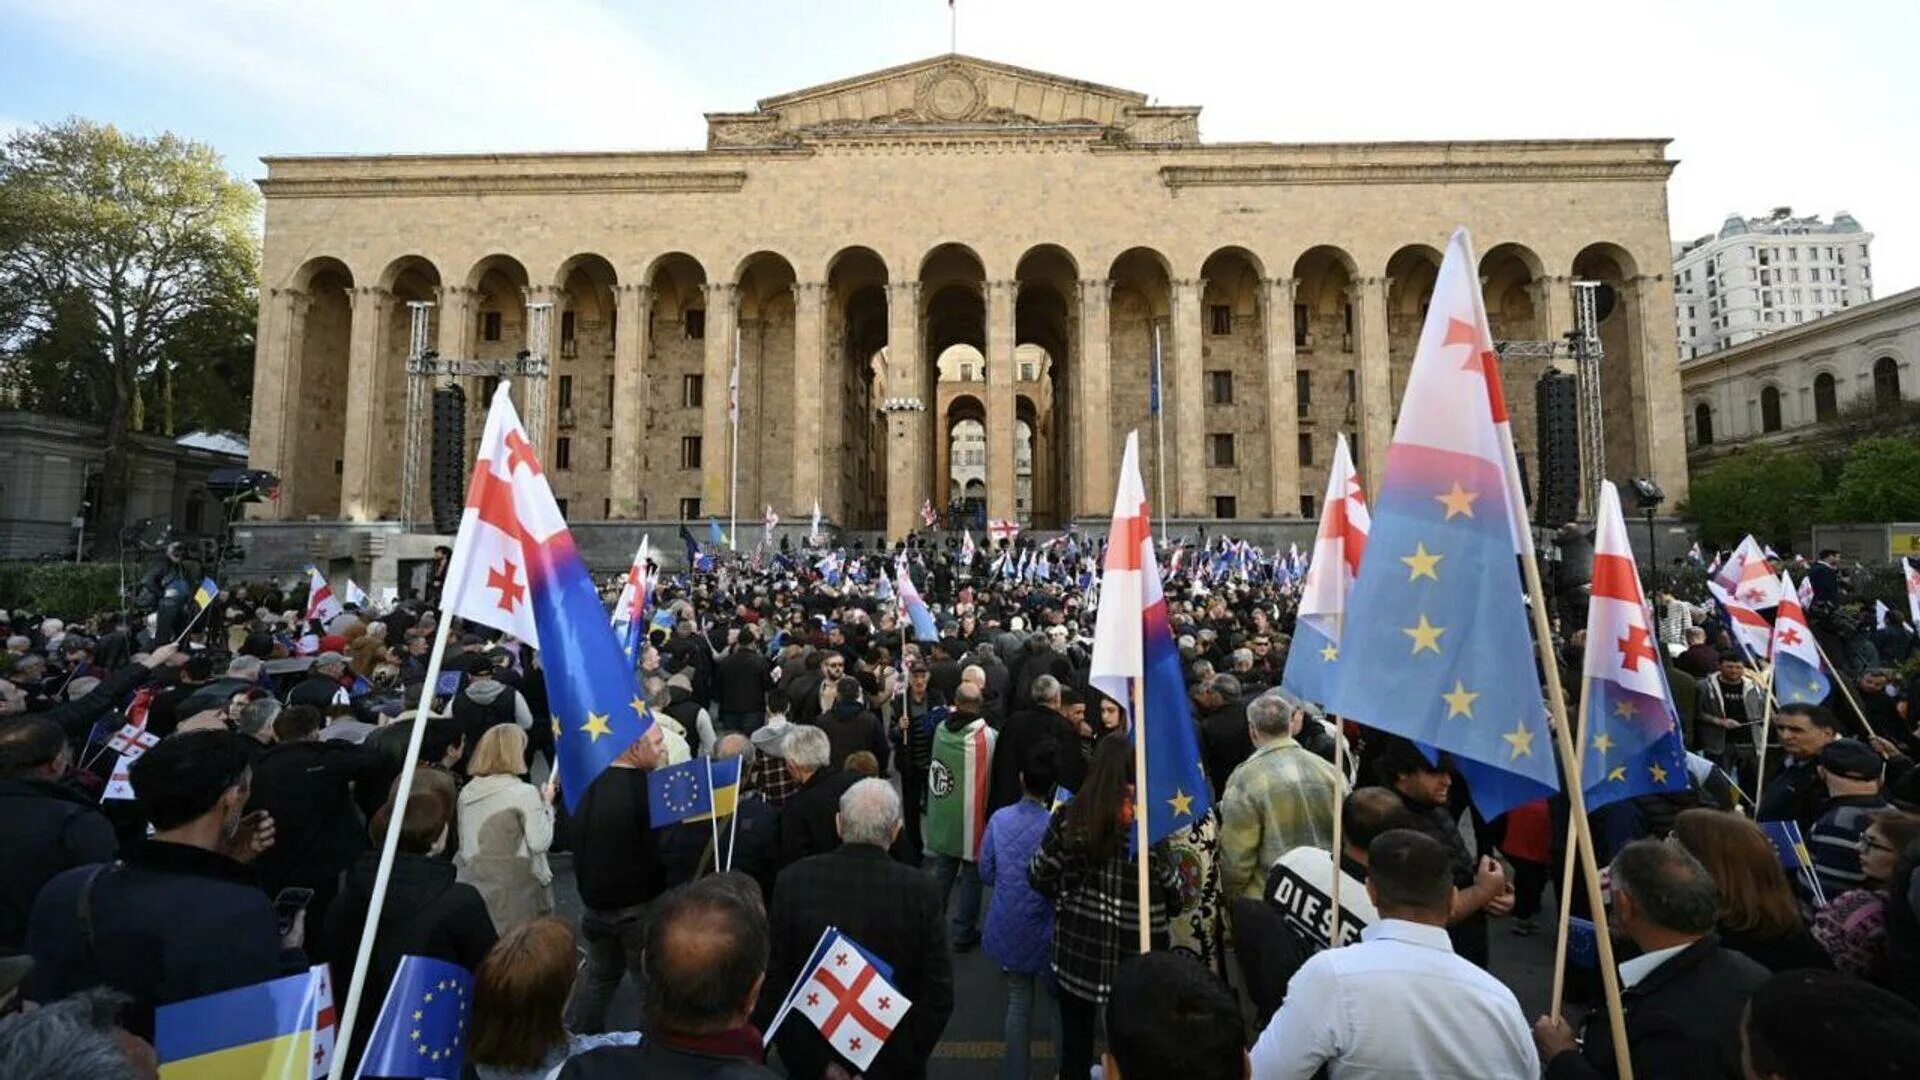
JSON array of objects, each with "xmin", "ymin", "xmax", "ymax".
[{"xmin": 248, "ymin": 55, "xmax": 1689, "ymax": 543}]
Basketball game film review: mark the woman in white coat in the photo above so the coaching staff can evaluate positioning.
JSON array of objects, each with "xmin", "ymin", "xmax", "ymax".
[{"xmin": 456, "ymin": 724, "xmax": 555, "ymax": 932}]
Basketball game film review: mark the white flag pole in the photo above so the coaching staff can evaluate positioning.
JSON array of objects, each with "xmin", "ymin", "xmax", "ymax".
[
  {"xmin": 326, "ymin": 608, "xmax": 457, "ymax": 1080},
  {"xmin": 728, "ymin": 328, "xmax": 740, "ymax": 553},
  {"xmin": 706, "ymin": 755, "xmax": 721, "ymax": 874},
  {"xmin": 1152, "ymin": 322, "xmax": 1168, "ymax": 546}
]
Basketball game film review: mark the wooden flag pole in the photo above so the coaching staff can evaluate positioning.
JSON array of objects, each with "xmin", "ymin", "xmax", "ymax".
[
  {"xmin": 1518, "ymin": 554, "xmax": 1635, "ymax": 1080},
  {"xmin": 1751, "ymin": 663, "xmax": 1781, "ymax": 815},
  {"xmin": 1131, "ymin": 675, "xmax": 1152, "ymax": 955},
  {"xmin": 1812, "ymin": 636, "xmax": 1881, "ymax": 739},
  {"xmin": 1547, "ymin": 672, "xmax": 1594, "ymax": 1018},
  {"xmin": 1328, "ymin": 724, "xmax": 1346, "ymax": 948}
]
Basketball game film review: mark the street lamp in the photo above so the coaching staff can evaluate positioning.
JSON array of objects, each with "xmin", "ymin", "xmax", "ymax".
[{"xmin": 1630, "ymin": 478, "xmax": 1665, "ymax": 588}]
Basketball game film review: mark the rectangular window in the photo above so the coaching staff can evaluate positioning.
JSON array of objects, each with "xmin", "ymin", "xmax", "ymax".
[
  {"xmin": 557, "ymin": 374, "xmax": 574, "ymax": 409},
  {"xmin": 1213, "ymin": 495, "xmax": 1238, "ymax": 519},
  {"xmin": 1209, "ymin": 434, "xmax": 1236, "ymax": 467},
  {"xmin": 1209, "ymin": 370, "xmax": 1234, "ymax": 405},
  {"xmin": 555, "ymin": 498, "xmax": 569, "ymax": 517},
  {"xmin": 1296, "ymin": 371, "xmax": 1312, "ymax": 416},
  {"xmin": 1294, "ymin": 304, "xmax": 1309, "ymax": 348},
  {"xmin": 604, "ymin": 374, "xmax": 615, "ymax": 418},
  {"xmin": 481, "ymin": 375, "xmax": 501, "ymax": 402},
  {"xmin": 603, "ymin": 498, "xmax": 611, "ymax": 519},
  {"xmin": 1298, "ymin": 432, "xmax": 1315, "ymax": 466},
  {"xmin": 682, "ymin": 374, "xmax": 704, "ymax": 408},
  {"xmin": 555, "ymin": 436, "xmax": 572, "ymax": 470},
  {"xmin": 1345, "ymin": 369, "xmax": 1358, "ymax": 402},
  {"xmin": 604, "ymin": 437, "xmax": 613, "ymax": 470},
  {"xmin": 961, "ymin": 364, "xmax": 975, "ymax": 381},
  {"xmin": 1300, "ymin": 494, "xmax": 1317, "ymax": 518},
  {"xmin": 482, "ymin": 311, "xmax": 503, "ymax": 342},
  {"xmin": 685, "ymin": 309, "xmax": 706, "ymax": 339},
  {"xmin": 680, "ymin": 436, "xmax": 702, "ymax": 469},
  {"xmin": 560, "ymin": 310, "xmax": 577, "ymax": 356},
  {"xmin": 679, "ymin": 497, "xmax": 700, "ymax": 519},
  {"xmin": 1209, "ymin": 304, "xmax": 1233, "ymax": 335},
  {"xmin": 1020, "ymin": 362, "xmax": 1035, "ymax": 381}
]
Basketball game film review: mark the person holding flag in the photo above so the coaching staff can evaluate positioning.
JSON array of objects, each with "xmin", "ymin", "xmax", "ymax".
[
  {"xmin": 609, "ymin": 536, "xmax": 652, "ymax": 662},
  {"xmin": 304, "ymin": 565, "xmax": 343, "ymax": 628}
]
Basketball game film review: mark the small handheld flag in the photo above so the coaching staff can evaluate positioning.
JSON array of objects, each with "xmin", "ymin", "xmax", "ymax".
[
  {"xmin": 155, "ymin": 968, "xmax": 327, "ymax": 1079},
  {"xmin": 1771, "ymin": 572, "xmax": 1831, "ymax": 706},
  {"xmin": 305, "ymin": 567, "xmax": 343, "ymax": 626},
  {"xmin": 193, "ymin": 577, "xmax": 220, "ymax": 610},
  {"xmin": 896, "ymin": 558, "xmax": 941, "ymax": 643},
  {"xmin": 647, "ymin": 756, "xmax": 744, "ymax": 827},
  {"xmin": 1708, "ymin": 579, "xmax": 1774, "ymax": 663},
  {"xmin": 790, "ymin": 929, "xmax": 913, "ymax": 1072},
  {"xmin": 355, "ymin": 956, "xmax": 473, "ymax": 1080},
  {"xmin": 1280, "ymin": 432, "xmax": 1369, "ymax": 707},
  {"xmin": 343, "ymin": 578, "xmax": 369, "ymax": 610}
]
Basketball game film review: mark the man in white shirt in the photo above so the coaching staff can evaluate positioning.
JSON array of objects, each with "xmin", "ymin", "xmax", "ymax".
[{"xmin": 1249, "ymin": 828, "xmax": 1539, "ymax": 1080}]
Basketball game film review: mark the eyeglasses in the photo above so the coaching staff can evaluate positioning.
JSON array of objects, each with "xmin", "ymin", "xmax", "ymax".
[{"xmin": 1862, "ymin": 836, "xmax": 1898, "ymax": 855}]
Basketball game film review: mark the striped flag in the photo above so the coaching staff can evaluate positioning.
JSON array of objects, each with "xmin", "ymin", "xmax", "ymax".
[
  {"xmin": 1281, "ymin": 432, "xmax": 1369, "ymax": 707},
  {"xmin": 1772, "ymin": 572, "xmax": 1830, "ymax": 705},
  {"xmin": 926, "ymin": 711, "xmax": 995, "ymax": 861}
]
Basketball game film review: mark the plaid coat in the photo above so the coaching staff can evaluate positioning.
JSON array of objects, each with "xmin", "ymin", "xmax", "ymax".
[
  {"xmin": 1027, "ymin": 810, "xmax": 1177, "ymax": 1004},
  {"xmin": 1216, "ymin": 739, "xmax": 1343, "ymax": 901}
]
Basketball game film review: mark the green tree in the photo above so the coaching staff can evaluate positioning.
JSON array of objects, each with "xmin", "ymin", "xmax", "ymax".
[
  {"xmin": 0, "ymin": 118, "xmax": 259, "ymax": 545},
  {"xmin": 1825, "ymin": 437, "xmax": 1920, "ymax": 522},
  {"xmin": 1680, "ymin": 448, "xmax": 1825, "ymax": 548}
]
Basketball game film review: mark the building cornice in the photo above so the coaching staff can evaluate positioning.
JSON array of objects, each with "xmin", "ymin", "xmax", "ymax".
[
  {"xmin": 1678, "ymin": 285, "xmax": 1920, "ymax": 375},
  {"xmin": 1159, "ymin": 159, "xmax": 1676, "ymax": 188},
  {"xmin": 256, "ymin": 170, "xmax": 751, "ymax": 199}
]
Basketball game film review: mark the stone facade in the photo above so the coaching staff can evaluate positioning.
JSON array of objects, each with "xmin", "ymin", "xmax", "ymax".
[
  {"xmin": 248, "ymin": 54, "xmax": 1689, "ymax": 539},
  {"xmin": 1680, "ymin": 285, "xmax": 1916, "ymax": 463}
]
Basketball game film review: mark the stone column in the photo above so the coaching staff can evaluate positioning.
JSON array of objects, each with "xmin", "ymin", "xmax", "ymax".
[
  {"xmin": 1628, "ymin": 273, "xmax": 1689, "ymax": 504},
  {"xmin": 246, "ymin": 288, "xmax": 293, "ymax": 520},
  {"xmin": 884, "ymin": 281, "xmax": 922, "ymax": 539},
  {"xmin": 609, "ymin": 283, "xmax": 650, "ymax": 518},
  {"xmin": 1536, "ymin": 273, "xmax": 1575, "ymax": 346},
  {"xmin": 339, "ymin": 285, "xmax": 391, "ymax": 521},
  {"xmin": 435, "ymin": 287, "xmax": 473, "ymax": 372},
  {"xmin": 1075, "ymin": 278, "xmax": 1113, "ymax": 518},
  {"xmin": 790, "ymin": 281, "xmax": 826, "ymax": 517},
  {"xmin": 985, "ymin": 279, "xmax": 1018, "ymax": 523},
  {"xmin": 524, "ymin": 284, "xmax": 563, "ymax": 459},
  {"xmin": 1262, "ymin": 277, "xmax": 1301, "ymax": 517},
  {"xmin": 1170, "ymin": 277, "xmax": 1207, "ymax": 516},
  {"xmin": 701, "ymin": 282, "xmax": 737, "ymax": 520},
  {"xmin": 1349, "ymin": 276, "xmax": 1393, "ymax": 493},
  {"xmin": 276, "ymin": 290, "xmax": 313, "ymax": 518}
]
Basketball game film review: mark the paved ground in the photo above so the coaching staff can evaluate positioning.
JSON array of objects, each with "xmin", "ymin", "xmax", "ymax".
[{"xmin": 550, "ymin": 846, "xmax": 1566, "ymax": 1078}]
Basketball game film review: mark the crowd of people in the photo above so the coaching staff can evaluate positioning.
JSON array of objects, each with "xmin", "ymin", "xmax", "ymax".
[{"xmin": 0, "ymin": 533, "xmax": 1918, "ymax": 1078}]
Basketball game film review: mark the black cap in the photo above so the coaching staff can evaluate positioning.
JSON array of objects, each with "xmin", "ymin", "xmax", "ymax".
[{"xmin": 1818, "ymin": 739, "xmax": 1884, "ymax": 782}]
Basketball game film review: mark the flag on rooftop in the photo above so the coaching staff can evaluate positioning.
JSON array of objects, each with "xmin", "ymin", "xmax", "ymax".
[
  {"xmin": 1771, "ymin": 571, "xmax": 1831, "ymax": 706},
  {"xmin": 1090, "ymin": 431, "xmax": 1213, "ymax": 844},
  {"xmin": 439, "ymin": 382, "xmax": 651, "ymax": 811},
  {"xmin": 1281, "ymin": 432, "xmax": 1369, "ymax": 708},
  {"xmin": 1322, "ymin": 227, "xmax": 1557, "ymax": 819},
  {"xmin": 1579, "ymin": 481, "xmax": 1687, "ymax": 811}
]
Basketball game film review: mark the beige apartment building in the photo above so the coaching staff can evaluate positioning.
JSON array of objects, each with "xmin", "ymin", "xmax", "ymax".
[{"xmin": 247, "ymin": 54, "xmax": 1688, "ymax": 540}]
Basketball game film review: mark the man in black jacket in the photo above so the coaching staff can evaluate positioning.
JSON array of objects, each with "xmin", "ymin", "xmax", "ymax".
[
  {"xmin": 244, "ymin": 704, "xmax": 388, "ymax": 952},
  {"xmin": 987, "ymin": 674, "xmax": 1081, "ymax": 814},
  {"xmin": 284, "ymin": 652, "xmax": 351, "ymax": 711},
  {"xmin": 763, "ymin": 779, "xmax": 953, "ymax": 1079},
  {"xmin": 570, "ymin": 723, "xmax": 669, "ymax": 1034},
  {"xmin": 714, "ymin": 630, "xmax": 771, "ymax": 735},
  {"xmin": 1533, "ymin": 839, "xmax": 1770, "ymax": 1080},
  {"xmin": 775, "ymin": 725, "xmax": 859, "ymax": 872},
  {"xmin": 1197, "ymin": 673, "xmax": 1253, "ymax": 799},
  {"xmin": 0, "ymin": 715, "xmax": 117, "ymax": 954},
  {"xmin": 25, "ymin": 731, "xmax": 295, "ymax": 1040},
  {"xmin": 1756, "ymin": 704, "xmax": 1840, "ymax": 831}
]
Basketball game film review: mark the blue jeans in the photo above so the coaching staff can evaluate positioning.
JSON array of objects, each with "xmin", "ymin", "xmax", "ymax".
[
  {"xmin": 1002, "ymin": 970, "xmax": 1049, "ymax": 1080},
  {"xmin": 929, "ymin": 853, "xmax": 982, "ymax": 945}
]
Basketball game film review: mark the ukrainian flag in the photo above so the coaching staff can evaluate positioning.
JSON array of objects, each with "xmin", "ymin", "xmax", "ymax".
[
  {"xmin": 193, "ymin": 577, "xmax": 219, "ymax": 609},
  {"xmin": 155, "ymin": 969, "xmax": 322, "ymax": 1079},
  {"xmin": 690, "ymin": 756, "xmax": 744, "ymax": 823}
]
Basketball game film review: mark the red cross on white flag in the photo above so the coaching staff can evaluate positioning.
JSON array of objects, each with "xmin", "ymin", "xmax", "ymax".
[
  {"xmin": 792, "ymin": 931, "xmax": 911, "ymax": 1072},
  {"xmin": 439, "ymin": 384, "xmax": 570, "ymax": 647},
  {"xmin": 988, "ymin": 518, "xmax": 1020, "ymax": 543}
]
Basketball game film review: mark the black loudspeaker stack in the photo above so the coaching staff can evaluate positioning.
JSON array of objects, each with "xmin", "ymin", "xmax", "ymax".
[
  {"xmin": 431, "ymin": 385, "xmax": 468, "ymax": 535},
  {"xmin": 1535, "ymin": 370, "xmax": 1581, "ymax": 530}
]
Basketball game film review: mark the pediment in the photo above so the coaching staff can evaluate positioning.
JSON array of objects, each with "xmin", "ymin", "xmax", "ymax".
[{"xmin": 706, "ymin": 55, "xmax": 1198, "ymax": 148}]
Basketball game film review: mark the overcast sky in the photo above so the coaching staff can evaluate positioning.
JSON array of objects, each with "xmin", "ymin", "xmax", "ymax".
[{"xmin": 4, "ymin": 0, "xmax": 1916, "ymax": 291}]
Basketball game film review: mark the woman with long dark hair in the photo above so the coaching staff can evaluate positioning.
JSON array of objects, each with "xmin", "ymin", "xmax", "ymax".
[
  {"xmin": 1028, "ymin": 733, "xmax": 1180, "ymax": 1080},
  {"xmin": 1671, "ymin": 808, "xmax": 1830, "ymax": 972}
]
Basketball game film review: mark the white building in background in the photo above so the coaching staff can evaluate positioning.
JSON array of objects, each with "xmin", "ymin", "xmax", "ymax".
[{"xmin": 1673, "ymin": 209, "xmax": 1873, "ymax": 360}]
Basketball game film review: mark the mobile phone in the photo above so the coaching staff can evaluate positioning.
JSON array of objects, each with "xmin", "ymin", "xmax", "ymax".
[{"xmin": 273, "ymin": 887, "xmax": 314, "ymax": 936}]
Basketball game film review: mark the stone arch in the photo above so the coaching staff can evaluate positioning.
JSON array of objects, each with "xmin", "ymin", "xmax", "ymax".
[
  {"xmin": 1874, "ymin": 355, "xmax": 1904, "ymax": 407},
  {"xmin": 1289, "ymin": 246, "xmax": 1360, "ymax": 499},
  {"xmin": 1692, "ymin": 401, "xmax": 1715, "ymax": 447},
  {"xmin": 827, "ymin": 248, "xmax": 890, "ymax": 529},
  {"xmin": 1108, "ymin": 247, "xmax": 1174, "ymax": 505},
  {"xmin": 1573, "ymin": 242, "xmax": 1649, "ymax": 484},
  {"xmin": 285, "ymin": 257, "xmax": 355, "ymax": 519},
  {"xmin": 461, "ymin": 254, "xmax": 532, "ymax": 462},
  {"xmin": 374, "ymin": 256, "xmax": 443, "ymax": 518},
  {"xmin": 641, "ymin": 253, "xmax": 709, "ymax": 521},
  {"xmin": 921, "ymin": 241, "xmax": 988, "ymax": 282},
  {"xmin": 1813, "ymin": 369, "xmax": 1839, "ymax": 422},
  {"xmin": 549, "ymin": 254, "xmax": 618, "ymax": 520},
  {"xmin": 1384, "ymin": 244, "xmax": 1442, "ymax": 408},
  {"xmin": 1479, "ymin": 242, "xmax": 1550, "ymax": 473},
  {"xmin": 943, "ymin": 391, "xmax": 988, "ymax": 526},
  {"xmin": 1198, "ymin": 246, "xmax": 1270, "ymax": 517},
  {"xmin": 1759, "ymin": 383, "xmax": 1784, "ymax": 433},
  {"xmin": 734, "ymin": 252, "xmax": 799, "ymax": 521},
  {"xmin": 1015, "ymin": 246, "xmax": 1078, "ymax": 528}
]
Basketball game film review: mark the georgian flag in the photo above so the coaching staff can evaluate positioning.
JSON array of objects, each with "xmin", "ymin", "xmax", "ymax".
[
  {"xmin": 920, "ymin": 499, "xmax": 939, "ymax": 529},
  {"xmin": 1281, "ymin": 432, "xmax": 1370, "ymax": 707},
  {"xmin": 988, "ymin": 518, "xmax": 1020, "ymax": 544},
  {"xmin": 1714, "ymin": 535, "xmax": 1783, "ymax": 610},
  {"xmin": 791, "ymin": 930, "xmax": 911, "ymax": 1072},
  {"xmin": 1707, "ymin": 579, "xmax": 1773, "ymax": 663},
  {"xmin": 304, "ymin": 567, "xmax": 343, "ymax": 625},
  {"xmin": 1905, "ymin": 557, "xmax": 1920, "ymax": 626},
  {"xmin": 1772, "ymin": 572, "xmax": 1831, "ymax": 706},
  {"xmin": 959, "ymin": 529, "xmax": 975, "ymax": 565},
  {"xmin": 610, "ymin": 536, "xmax": 652, "ymax": 661}
]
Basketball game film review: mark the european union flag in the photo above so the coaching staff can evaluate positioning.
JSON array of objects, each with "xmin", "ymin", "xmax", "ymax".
[
  {"xmin": 708, "ymin": 517, "xmax": 726, "ymax": 547},
  {"xmin": 647, "ymin": 757, "xmax": 743, "ymax": 827},
  {"xmin": 155, "ymin": 968, "xmax": 325, "ymax": 1078},
  {"xmin": 1566, "ymin": 916, "xmax": 1598, "ymax": 970},
  {"xmin": 359, "ymin": 955, "xmax": 472, "ymax": 1079},
  {"xmin": 1322, "ymin": 229, "xmax": 1558, "ymax": 819}
]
